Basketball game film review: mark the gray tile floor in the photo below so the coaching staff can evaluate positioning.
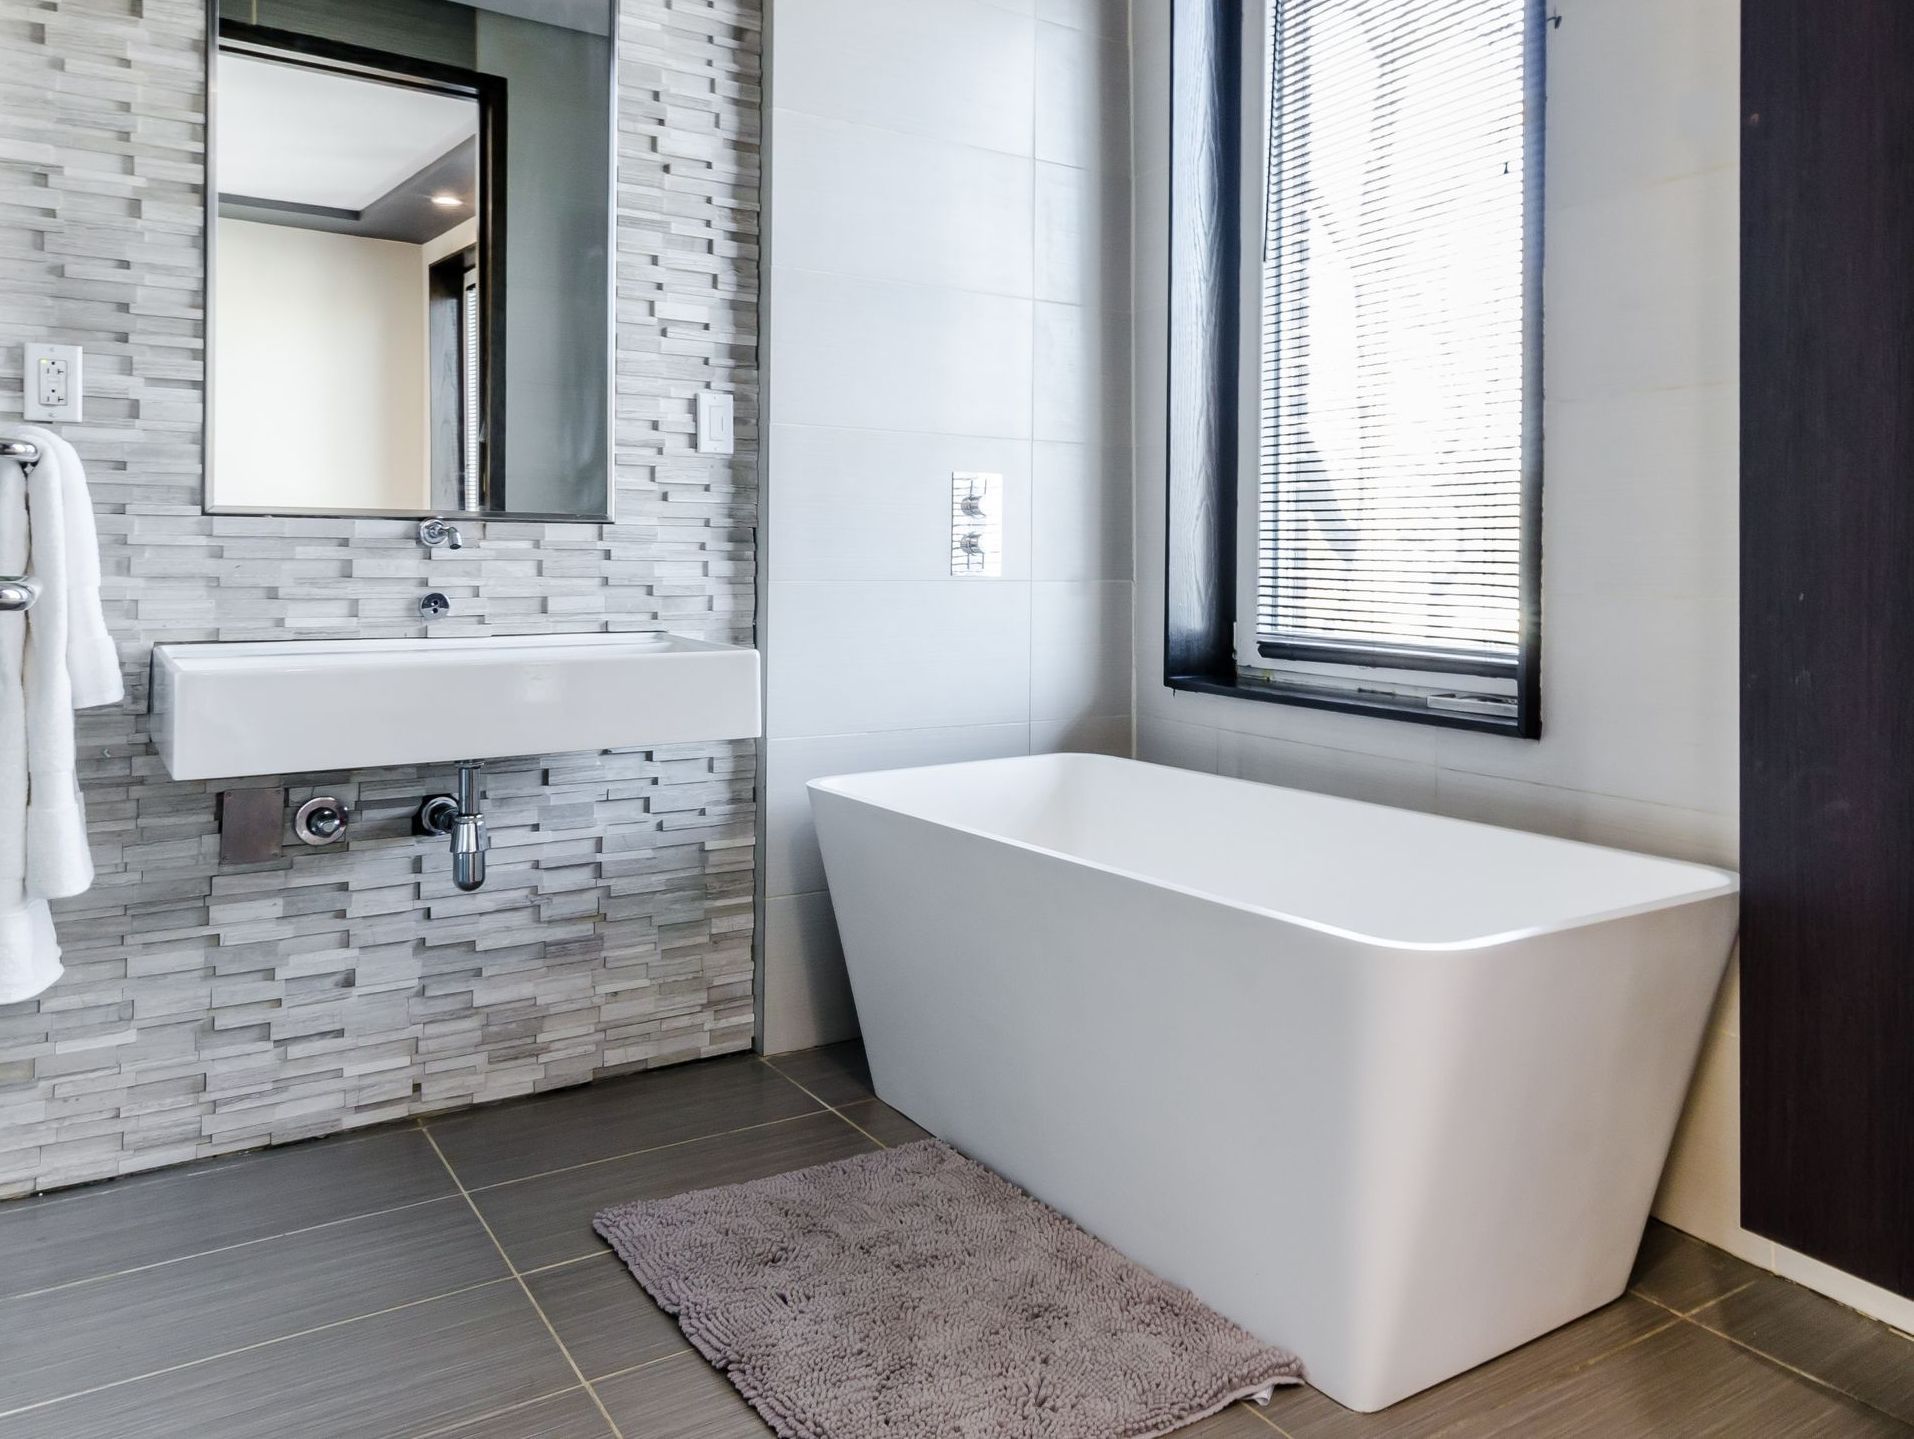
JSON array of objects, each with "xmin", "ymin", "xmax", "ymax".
[{"xmin": 0, "ymin": 1043, "xmax": 1908, "ymax": 1438}]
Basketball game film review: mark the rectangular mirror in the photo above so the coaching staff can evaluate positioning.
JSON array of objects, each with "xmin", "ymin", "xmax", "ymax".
[{"xmin": 207, "ymin": 0, "xmax": 615, "ymax": 521}]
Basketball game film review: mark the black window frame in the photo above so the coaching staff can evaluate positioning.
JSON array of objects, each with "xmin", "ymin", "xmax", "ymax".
[{"xmin": 1164, "ymin": 0, "xmax": 1546, "ymax": 739}]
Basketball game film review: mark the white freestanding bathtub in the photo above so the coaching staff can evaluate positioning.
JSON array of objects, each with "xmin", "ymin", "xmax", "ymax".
[{"xmin": 809, "ymin": 753, "xmax": 1739, "ymax": 1413}]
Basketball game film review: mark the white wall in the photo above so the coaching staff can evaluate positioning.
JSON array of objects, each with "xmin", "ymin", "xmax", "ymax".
[
  {"xmin": 214, "ymin": 218, "xmax": 430, "ymax": 513},
  {"xmin": 1133, "ymin": 0, "xmax": 1914, "ymax": 1334},
  {"xmin": 761, "ymin": 0, "xmax": 1136, "ymax": 1052}
]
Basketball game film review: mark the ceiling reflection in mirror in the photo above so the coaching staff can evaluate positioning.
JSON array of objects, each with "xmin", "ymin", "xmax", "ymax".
[{"xmin": 208, "ymin": 0, "xmax": 615, "ymax": 522}]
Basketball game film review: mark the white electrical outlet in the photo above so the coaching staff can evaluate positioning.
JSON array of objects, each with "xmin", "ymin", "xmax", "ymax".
[
  {"xmin": 24, "ymin": 343, "xmax": 82, "ymax": 423},
  {"xmin": 695, "ymin": 389, "xmax": 735, "ymax": 456}
]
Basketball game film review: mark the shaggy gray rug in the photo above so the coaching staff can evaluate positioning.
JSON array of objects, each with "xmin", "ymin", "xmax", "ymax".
[{"xmin": 593, "ymin": 1139, "xmax": 1302, "ymax": 1439}]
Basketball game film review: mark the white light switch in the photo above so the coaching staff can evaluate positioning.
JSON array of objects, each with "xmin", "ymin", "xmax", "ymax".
[
  {"xmin": 695, "ymin": 389, "xmax": 735, "ymax": 456},
  {"xmin": 24, "ymin": 343, "xmax": 82, "ymax": 423}
]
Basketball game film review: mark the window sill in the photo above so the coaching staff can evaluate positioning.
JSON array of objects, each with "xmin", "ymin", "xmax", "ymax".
[{"xmin": 1165, "ymin": 672, "xmax": 1538, "ymax": 739}]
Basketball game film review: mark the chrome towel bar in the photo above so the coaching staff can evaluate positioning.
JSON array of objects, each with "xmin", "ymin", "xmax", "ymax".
[{"xmin": 1, "ymin": 438, "xmax": 41, "ymax": 611}]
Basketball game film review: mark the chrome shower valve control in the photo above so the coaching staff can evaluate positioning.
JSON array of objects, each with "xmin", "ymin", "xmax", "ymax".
[
  {"xmin": 417, "ymin": 516, "xmax": 464, "ymax": 550},
  {"xmin": 949, "ymin": 471, "xmax": 1003, "ymax": 576},
  {"xmin": 419, "ymin": 592, "xmax": 452, "ymax": 619}
]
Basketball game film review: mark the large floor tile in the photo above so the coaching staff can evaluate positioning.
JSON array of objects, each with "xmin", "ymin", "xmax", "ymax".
[
  {"xmin": 1629, "ymin": 1219, "xmax": 1766, "ymax": 1316},
  {"xmin": 595, "ymin": 1352, "xmax": 770, "ymax": 1439},
  {"xmin": 760, "ymin": 1043, "xmax": 873, "ymax": 1107},
  {"xmin": 0, "ymin": 1126, "xmax": 453, "ymax": 1300},
  {"xmin": 525, "ymin": 1252, "xmax": 685, "ymax": 1381},
  {"xmin": 425, "ymin": 1055, "xmax": 822, "ymax": 1190},
  {"xmin": 419, "ymin": 1386, "xmax": 614, "ymax": 1439},
  {"xmin": 1263, "ymin": 1295, "xmax": 1675, "ymax": 1438},
  {"xmin": 0, "ymin": 1195, "xmax": 506, "ymax": 1414},
  {"xmin": 470, "ymin": 1112, "xmax": 877, "ymax": 1271},
  {"xmin": 1442, "ymin": 1317, "xmax": 1908, "ymax": 1438},
  {"xmin": 1690, "ymin": 1272, "xmax": 1914, "ymax": 1426},
  {"xmin": 3, "ymin": 1281, "xmax": 575, "ymax": 1439},
  {"xmin": 838, "ymin": 1097, "xmax": 930, "ymax": 1147}
]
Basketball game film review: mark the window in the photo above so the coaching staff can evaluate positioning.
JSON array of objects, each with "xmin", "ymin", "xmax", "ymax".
[{"xmin": 1165, "ymin": 0, "xmax": 1544, "ymax": 736}]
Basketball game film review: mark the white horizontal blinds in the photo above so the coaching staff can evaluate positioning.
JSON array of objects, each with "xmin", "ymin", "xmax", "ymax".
[{"xmin": 1258, "ymin": 0, "xmax": 1533, "ymax": 670}]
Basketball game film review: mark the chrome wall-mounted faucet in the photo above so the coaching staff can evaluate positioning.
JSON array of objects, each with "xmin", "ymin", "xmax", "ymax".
[
  {"xmin": 417, "ymin": 761, "xmax": 489, "ymax": 891},
  {"xmin": 418, "ymin": 516, "xmax": 464, "ymax": 551}
]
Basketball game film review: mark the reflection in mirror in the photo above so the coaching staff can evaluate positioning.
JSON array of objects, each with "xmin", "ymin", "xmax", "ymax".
[
  {"xmin": 207, "ymin": 0, "xmax": 614, "ymax": 522},
  {"xmin": 215, "ymin": 50, "xmax": 491, "ymax": 514}
]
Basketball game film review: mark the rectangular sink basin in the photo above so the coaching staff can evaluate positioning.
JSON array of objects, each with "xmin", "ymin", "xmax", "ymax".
[{"xmin": 152, "ymin": 633, "xmax": 762, "ymax": 780}]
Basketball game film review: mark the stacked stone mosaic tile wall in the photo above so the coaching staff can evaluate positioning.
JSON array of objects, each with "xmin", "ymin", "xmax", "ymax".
[{"xmin": 0, "ymin": 0, "xmax": 762, "ymax": 1195}]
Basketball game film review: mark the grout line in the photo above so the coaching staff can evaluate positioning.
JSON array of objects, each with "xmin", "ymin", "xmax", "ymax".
[
  {"xmin": 1026, "ymin": 20, "xmax": 1039, "ymax": 739},
  {"xmin": 0, "ymin": 1276, "xmax": 515, "ymax": 1425},
  {"xmin": 592, "ymin": 1347, "xmax": 700, "ymax": 1387},
  {"xmin": 420, "ymin": 1127, "xmax": 626, "ymax": 1439},
  {"xmin": 755, "ymin": 1055, "xmax": 891, "ymax": 1149},
  {"xmin": 517, "ymin": 1250, "xmax": 613, "ymax": 1280},
  {"xmin": 1238, "ymin": 1398, "xmax": 1297, "ymax": 1436},
  {"xmin": 1540, "ymin": 1312, "xmax": 1683, "ymax": 1377},
  {"xmin": 405, "ymin": 1384, "xmax": 590, "ymax": 1439},
  {"xmin": 456, "ymin": 1109, "xmax": 830, "ymax": 1195},
  {"xmin": 1672, "ymin": 1277, "xmax": 1758, "ymax": 1320},
  {"xmin": 1632, "ymin": 1291, "xmax": 1687, "ymax": 1324},
  {"xmin": 0, "ymin": 1191, "xmax": 465, "ymax": 1306}
]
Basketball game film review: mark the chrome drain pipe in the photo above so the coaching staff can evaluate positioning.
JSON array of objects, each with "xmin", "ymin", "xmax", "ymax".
[
  {"xmin": 450, "ymin": 761, "xmax": 487, "ymax": 892},
  {"xmin": 417, "ymin": 761, "xmax": 489, "ymax": 892}
]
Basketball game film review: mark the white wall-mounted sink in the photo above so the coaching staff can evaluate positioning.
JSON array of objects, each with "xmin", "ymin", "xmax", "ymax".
[{"xmin": 151, "ymin": 633, "xmax": 762, "ymax": 780}]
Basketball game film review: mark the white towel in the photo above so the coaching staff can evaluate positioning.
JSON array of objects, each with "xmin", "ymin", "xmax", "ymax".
[
  {"xmin": 0, "ymin": 426, "xmax": 121, "ymax": 1005},
  {"xmin": 0, "ymin": 902, "xmax": 60, "ymax": 1008},
  {"xmin": 0, "ymin": 449, "xmax": 59, "ymax": 1003},
  {"xmin": 30, "ymin": 429, "xmax": 120, "ymax": 710}
]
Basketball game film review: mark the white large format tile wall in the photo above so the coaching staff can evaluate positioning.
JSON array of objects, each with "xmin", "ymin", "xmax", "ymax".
[
  {"xmin": 0, "ymin": 0, "xmax": 761, "ymax": 1195},
  {"xmin": 1133, "ymin": 0, "xmax": 1914, "ymax": 1333},
  {"xmin": 760, "ymin": 0, "xmax": 1135, "ymax": 1052}
]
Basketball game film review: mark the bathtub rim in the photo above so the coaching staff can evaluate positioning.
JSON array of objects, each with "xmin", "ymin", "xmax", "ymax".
[{"xmin": 808, "ymin": 753, "xmax": 1740, "ymax": 955}]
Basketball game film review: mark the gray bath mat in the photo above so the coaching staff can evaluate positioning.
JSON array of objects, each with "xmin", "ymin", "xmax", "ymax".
[{"xmin": 593, "ymin": 1139, "xmax": 1302, "ymax": 1439}]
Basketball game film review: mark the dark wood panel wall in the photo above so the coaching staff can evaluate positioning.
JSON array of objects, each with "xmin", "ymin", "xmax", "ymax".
[{"xmin": 1741, "ymin": 0, "xmax": 1914, "ymax": 1299}]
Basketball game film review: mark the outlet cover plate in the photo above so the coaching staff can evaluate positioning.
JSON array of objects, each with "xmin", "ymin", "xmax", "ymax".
[{"xmin": 24, "ymin": 342, "xmax": 82, "ymax": 423}]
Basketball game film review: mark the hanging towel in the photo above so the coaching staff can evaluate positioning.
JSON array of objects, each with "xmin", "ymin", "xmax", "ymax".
[
  {"xmin": 31, "ymin": 429, "xmax": 119, "ymax": 710},
  {"xmin": 0, "ymin": 447, "xmax": 59, "ymax": 1003},
  {"xmin": 0, "ymin": 426, "xmax": 121, "ymax": 1005}
]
